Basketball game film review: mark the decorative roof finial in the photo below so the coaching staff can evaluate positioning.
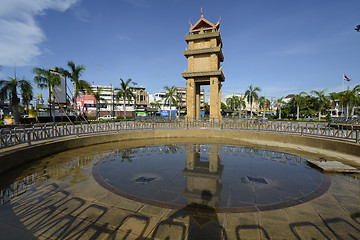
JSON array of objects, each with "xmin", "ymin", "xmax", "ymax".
[
  {"xmin": 201, "ymin": 8, "xmax": 203, "ymax": 18},
  {"xmin": 189, "ymin": 20, "xmax": 192, "ymax": 27}
]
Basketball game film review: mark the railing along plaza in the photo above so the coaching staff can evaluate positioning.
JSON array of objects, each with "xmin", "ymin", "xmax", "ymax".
[{"xmin": 0, "ymin": 119, "xmax": 359, "ymax": 149}]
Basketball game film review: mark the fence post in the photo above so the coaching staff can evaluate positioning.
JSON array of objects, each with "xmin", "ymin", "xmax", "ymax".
[
  {"xmin": 356, "ymin": 130, "xmax": 359, "ymax": 144},
  {"xmin": 301, "ymin": 126, "xmax": 303, "ymax": 136},
  {"xmin": 27, "ymin": 131, "xmax": 31, "ymax": 146},
  {"xmin": 76, "ymin": 127, "xmax": 79, "ymax": 137}
]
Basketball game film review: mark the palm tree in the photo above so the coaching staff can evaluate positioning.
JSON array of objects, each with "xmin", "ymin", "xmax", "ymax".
[
  {"xmin": 149, "ymin": 99, "xmax": 162, "ymax": 118},
  {"xmin": 238, "ymin": 95, "xmax": 246, "ymax": 119},
  {"xmin": 0, "ymin": 77, "xmax": 33, "ymax": 124},
  {"xmin": 21, "ymin": 81, "xmax": 33, "ymax": 113},
  {"xmin": 258, "ymin": 96, "xmax": 269, "ymax": 119},
  {"xmin": 115, "ymin": 78, "xmax": 134, "ymax": 120},
  {"xmin": 328, "ymin": 91, "xmax": 341, "ymax": 116},
  {"xmin": 311, "ymin": 89, "xmax": 328, "ymax": 121},
  {"xmin": 294, "ymin": 92, "xmax": 307, "ymax": 120},
  {"xmin": 276, "ymin": 97, "xmax": 285, "ymax": 119},
  {"xmin": 226, "ymin": 95, "xmax": 240, "ymax": 111},
  {"xmin": 341, "ymin": 85, "xmax": 360, "ymax": 119},
  {"xmin": 162, "ymin": 86, "xmax": 180, "ymax": 118},
  {"xmin": 93, "ymin": 87, "xmax": 108, "ymax": 120},
  {"xmin": 244, "ymin": 85, "xmax": 261, "ymax": 118},
  {"xmin": 351, "ymin": 84, "xmax": 360, "ymax": 116},
  {"xmin": 150, "ymin": 99, "xmax": 162, "ymax": 110},
  {"xmin": 59, "ymin": 60, "xmax": 92, "ymax": 101},
  {"xmin": 33, "ymin": 67, "xmax": 61, "ymax": 122}
]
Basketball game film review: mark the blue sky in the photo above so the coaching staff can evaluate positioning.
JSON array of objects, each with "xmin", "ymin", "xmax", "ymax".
[{"xmin": 0, "ymin": 0, "xmax": 359, "ymax": 101}]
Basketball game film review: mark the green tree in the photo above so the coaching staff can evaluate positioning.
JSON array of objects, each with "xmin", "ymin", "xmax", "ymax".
[
  {"xmin": 311, "ymin": 89, "xmax": 328, "ymax": 121},
  {"xmin": 204, "ymin": 102, "xmax": 210, "ymax": 115},
  {"xmin": 162, "ymin": 86, "xmax": 180, "ymax": 118},
  {"xmin": 355, "ymin": 25, "xmax": 360, "ymax": 32},
  {"xmin": 150, "ymin": 99, "xmax": 162, "ymax": 110},
  {"xmin": 21, "ymin": 81, "xmax": 33, "ymax": 113},
  {"xmin": 237, "ymin": 95, "xmax": 246, "ymax": 119},
  {"xmin": 341, "ymin": 85, "xmax": 360, "ymax": 118},
  {"xmin": 244, "ymin": 85, "xmax": 261, "ymax": 118},
  {"xmin": 115, "ymin": 78, "xmax": 134, "ymax": 120},
  {"xmin": 226, "ymin": 95, "xmax": 240, "ymax": 111},
  {"xmin": 294, "ymin": 92, "xmax": 307, "ymax": 120},
  {"xmin": 0, "ymin": 77, "xmax": 32, "ymax": 124},
  {"xmin": 59, "ymin": 61, "xmax": 91, "ymax": 100},
  {"xmin": 93, "ymin": 87, "xmax": 108, "ymax": 120},
  {"xmin": 258, "ymin": 96, "xmax": 270, "ymax": 119},
  {"xmin": 33, "ymin": 67, "xmax": 61, "ymax": 122},
  {"xmin": 150, "ymin": 99, "xmax": 162, "ymax": 118}
]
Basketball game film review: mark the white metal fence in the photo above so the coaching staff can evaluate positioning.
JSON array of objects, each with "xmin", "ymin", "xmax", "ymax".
[{"xmin": 0, "ymin": 119, "xmax": 359, "ymax": 149}]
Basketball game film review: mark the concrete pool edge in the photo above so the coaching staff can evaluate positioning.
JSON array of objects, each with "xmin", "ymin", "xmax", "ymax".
[{"xmin": 1, "ymin": 129, "xmax": 360, "ymax": 174}]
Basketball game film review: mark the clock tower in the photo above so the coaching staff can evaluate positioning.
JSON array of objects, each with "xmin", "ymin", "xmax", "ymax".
[{"xmin": 182, "ymin": 10, "xmax": 225, "ymax": 120}]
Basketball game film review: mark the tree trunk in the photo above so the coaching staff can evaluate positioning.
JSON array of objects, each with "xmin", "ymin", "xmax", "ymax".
[
  {"xmin": 279, "ymin": 107, "xmax": 282, "ymax": 120},
  {"xmin": 263, "ymin": 106, "xmax": 265, "ymax": 119},
  {"xmin": 169, "ymin": 102, "xmax": 172, "ymax": 119},
  {"xmin": 296, "ymin": 104, "xmax": 299, "ymax": 120},
  {"xmin": 239, "ymin": 107, "xmax": 241, "ymax": 119},
  {"xmin": 346, "ymin": 103, "xmax": 349, "ymax": 120},
  {"xmin": 124, "ymin": 100, "xmax": 127, "ymax": 120},
  {"xmin": 250, "ymin": 99, "xmax": 253, "ymax": 118},
  {"xmin": 96, "ymin": 103, "xmax": 99, "ymax": 120},
  {"xmin": 318, "ymin": 105, "xmax": 321, "ymax": 121},
  {"xmin": 49, "ymin": 87, "xmax": 53, "ymax": 122},
  {"xmin": 12, "ymin": 105, "xmax": 20, "ymax": 125},
  {"xmin": 51, "ymin": 86, "xmax": 56, "ymax": 123}
]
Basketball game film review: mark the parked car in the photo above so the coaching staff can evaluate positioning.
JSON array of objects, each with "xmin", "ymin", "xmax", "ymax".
[{"xmin": 98, "ymin": 115, "xmax": 116, "ymax": 120}]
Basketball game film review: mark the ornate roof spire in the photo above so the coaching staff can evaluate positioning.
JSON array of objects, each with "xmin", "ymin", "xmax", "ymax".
[{"xmin": 201, "ymin": 8, "xmax": 203, "ymax": 18}]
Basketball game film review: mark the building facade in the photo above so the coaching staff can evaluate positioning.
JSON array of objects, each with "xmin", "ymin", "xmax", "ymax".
[
  {"xmin": 77, "ymin": 85, "xmax": 149, "ymax": 118},
  {"xmin": 150, "ymin": 87, "xmax": 206, "ymax": 116}
]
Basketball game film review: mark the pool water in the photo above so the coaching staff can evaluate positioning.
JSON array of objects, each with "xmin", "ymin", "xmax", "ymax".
[{"xmin": 94, "ymin": 144, "xmax": 326, "ymax": 209}]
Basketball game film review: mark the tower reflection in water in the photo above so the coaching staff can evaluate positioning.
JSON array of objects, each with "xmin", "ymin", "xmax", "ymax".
[{"xmin": 153, "ymin": 144, "xmax": 227, "ymax": 239}]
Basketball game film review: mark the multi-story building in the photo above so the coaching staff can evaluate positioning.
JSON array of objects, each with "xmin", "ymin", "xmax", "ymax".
[
  {"xmin": 77, "ymin": 85, "xmax": 149, "ymax": 118},
  {"xmin": 150, "ymin": 87, "xmax": 205, "ymax": 116},
  {"xmin": 176, "ymin": 87, "xmax": 205, "ymax": 115}
]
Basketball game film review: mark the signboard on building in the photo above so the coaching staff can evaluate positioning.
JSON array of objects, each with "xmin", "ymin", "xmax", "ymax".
[
  {"xmin": 52, "ymin": 70, "xmax": 67, "ymax": 104},
  {"xmin": 77, "ymin": 94, "xmax": 96, "ymax": 108},
  {"xmin": 136, "ymin": 111, "xmax": 147, "ymax": 117},
  {"xmin": 160, "ymin": 110, "xmax": 168, "ymax": 117},
  {"xmin": 160, "ymin": 110, "xmax": 178, "ymax": 117}
]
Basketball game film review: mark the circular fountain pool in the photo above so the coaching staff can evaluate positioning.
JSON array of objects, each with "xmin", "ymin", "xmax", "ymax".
[
  {"xmin": 91, "ymin": 143, "xmax": 329, "ymax": 211},
  {"xmin": 1, "ymin": 134, "xmax": 359, "ymax": 239}
]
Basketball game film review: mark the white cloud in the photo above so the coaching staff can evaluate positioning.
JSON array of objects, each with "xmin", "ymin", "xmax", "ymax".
[{"xmin": 0, "ymin": 0, "xmax": 79, "ymax": 66}]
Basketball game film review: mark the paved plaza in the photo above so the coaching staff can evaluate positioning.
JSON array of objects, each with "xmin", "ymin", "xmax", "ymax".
[{"xmin": 0, "ymin": 137, "xmax": 359, "ymax": 239}]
